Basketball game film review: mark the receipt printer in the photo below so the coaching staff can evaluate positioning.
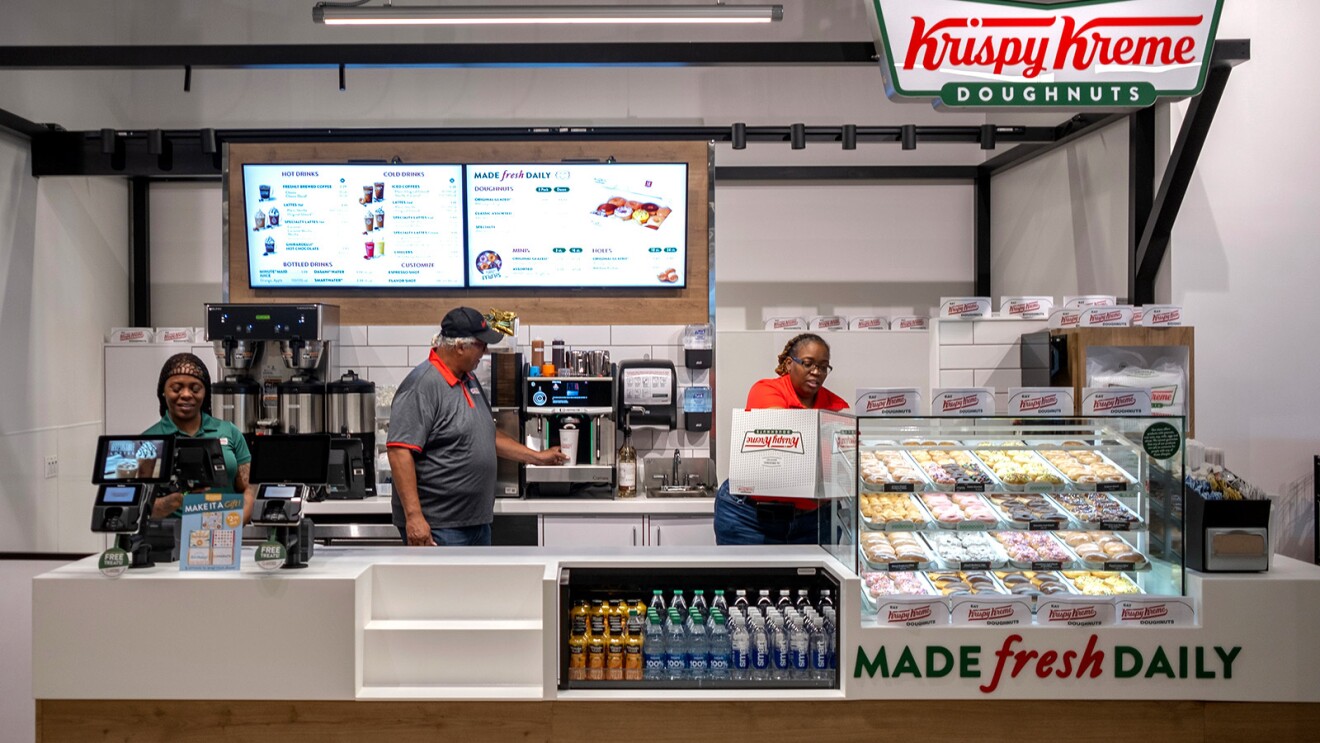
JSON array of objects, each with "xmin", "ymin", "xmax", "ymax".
[{"xmin": 252, "ymin": 484, "xmax": 307, "ymax": 526}]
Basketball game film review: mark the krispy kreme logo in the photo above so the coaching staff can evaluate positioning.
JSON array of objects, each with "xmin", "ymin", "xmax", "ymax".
[
  {"xmin": 868, "ymin": 0, "xmax": 1223, "ymax": 108},
  {"xmin": 866, "ymin": 394, "xmax": 912, "ymax": 413},
  {"xmin": 1094, "ymin": 394, "xmax": 1137, "ymax": 411},
  {"xmin": 1047, "ymin": 607, "xmax": 1098, "ymax": 622},
  {"xmin": 895, "ymin": 317, "xmax": 928, "ymax": 330},
  {"xmin": 1019, "ymin": 394, "xmax": 1058, "ymax": 411},
  {"xmin": 1088, "ymin": 309, "xmax": 1125, "ymax": 323},
  {"xmin": 741, "ymin": 429, "xmax": 805, "ymax": 454},
  {"xmin": 1009, "ymin": 300, "xmax": 1043, "ymax": 315},
  {"xmin": 886, "ymin": 606, "xmax": 933, "ymax": 623},
  {"xmin": 1122, "ymin": 605, "xmax": 1168, "ymax": 621},
  {"xmin": 1151, "ymin": 309, "xmax": 1181, "ymax": 324},
  {"xmin": 1058, "ymin": 311, "xmax": 1081, "ymax": 327},
  {"xmin": 967, "ymin": 606, "xmax": 1016, "ymax": 621},
  {"xmin": 942, "ymin": 394, "xmax": 983, "ymax": 412},
  {"xmin": 946, "ymin": 301, "xmax": 982, "ymax": 315},
  {"xmin": 1151, "ymin": 387, "xmax": 1177, "ymax": 404}
]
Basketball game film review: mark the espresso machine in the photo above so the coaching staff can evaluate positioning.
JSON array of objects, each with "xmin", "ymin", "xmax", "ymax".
[
  {"xmin": 521, "ymin": 364, "xmax": 617, "ymax": 498},
  {"xmin": 205, "ymin": 303, "xmax": 340, "ymax": 441}
]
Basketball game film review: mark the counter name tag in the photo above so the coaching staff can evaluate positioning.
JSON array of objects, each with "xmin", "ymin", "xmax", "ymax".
[{"xmin": 180, "ymin": 491, "xmax": 243, "ymax": 572}]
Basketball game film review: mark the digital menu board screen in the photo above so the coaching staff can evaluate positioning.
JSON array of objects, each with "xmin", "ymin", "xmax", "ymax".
[
  {"xmin": 465, "ymin": 163, "xmax": 687, "ymax": 288},
  {"xmin": 243, "ymin": 163, "xmax": 465, "ymax": 289}
]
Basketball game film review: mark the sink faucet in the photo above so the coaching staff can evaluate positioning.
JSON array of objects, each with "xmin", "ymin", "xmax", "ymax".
[{"xmin": 672, "ymin": 449, "xmax": 681, "ymax": 488}]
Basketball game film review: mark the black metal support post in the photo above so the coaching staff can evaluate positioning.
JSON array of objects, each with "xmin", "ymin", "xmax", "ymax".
[
  {"xmin": 1133, "ymin": 62, "xmax": 1234, "ymax": 304},
  {"xmin": 974, "ymin": 170, "xmax": 992, "ymax": 297},
  {"xmin": 1128, "ymin": 106, "xmax": 1156, "ymax": 304},
  {"xmin": 129, "ymin": 177, "xmax": 151, "ymax": 326}
]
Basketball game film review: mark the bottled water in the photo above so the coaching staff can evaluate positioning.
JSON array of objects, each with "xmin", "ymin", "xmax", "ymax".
[
  {"xmin": 729, "ymin": 614, "xmax": 751, "ymax": 681},
  {"xmin": 665, "ymin": 608, "xmax": 688, "ymax": 680},
  {"xmin": 711, "ymin": 589, "xmax": 729, "ymax": 618},
  {"xmin": 755, "ymin": 589, "xmax": 774, "ymax": 615},
  {"xmin": 643, "ymin": 612, "xmax": 667, "ymax": 681},
  {"xmin": 818, "ymin": 589, "xmax": 835, "ymax": 612},
  {"xmin": 822, "ymin": 607, "xmax": 837, "ymax": 672},
  {"xmin": 670, "ymin": 589, "xmax": 688, "ymax": 616},
  {"xmin": 732, "ymin": 589, "xmax": 750, "ymax": 614},
  {"xmin": 749, "ymin": 616, "xmax": 771, "ymax": 682},
  {"xmin": 649, "ymin": 589, "xmax": 667, "ymax": 616},
  {"xmin": 687, "ymin": 611, "xmax": 709, "ymax": 680},
  {"xmin": 808, "ymin": 610, "xmax": 829, "ymax": 681},
  {"xmin": 691, "ymin": 589, "xmax": 710, "ymax": 621},
  {"xmin": 708, "ymin": 612, "xmax": 731, "ymax": 680},
  {"xmin": 776, "ymin": 589, "xmax": 793, "ymax": 610},
  {"xmin": 768, "ymin": 613, "xmax": 790, "ymax": 681},
  {"xmin": 795, "ymin": 588, "xmax": 812, "ymax": 610},
  {"xmin": 788, "ymin": 611, "xmax": 810, "ymax": 679}
]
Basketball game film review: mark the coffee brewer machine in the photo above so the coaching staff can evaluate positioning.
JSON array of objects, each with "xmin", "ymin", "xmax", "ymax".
[
  {"xmin": 326, "ymin": 370, "xmax": 376, "ymax": 499},
  {"xmin": 522, "ymin": 365, "xmax": 617, "ymax": 498},
  {"xmin": 205, "ymin": 303, "xmax": 347, "ymax": 476}
]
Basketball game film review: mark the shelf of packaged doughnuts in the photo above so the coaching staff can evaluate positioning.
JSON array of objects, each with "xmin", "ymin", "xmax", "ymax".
[
  {"xmin": 859, "ymin": 527, "xmax": 1150, "ymax": 574},
  {"xmin": 857, "ymin": 445, "xmax": 1002, "ymax": 495},
  {"xmin": 860, "ymin": 568, "xmax": 1145, "ymax": 610},
  {"xmin": 860, "ymin": 489, "xmax": 1147, "ymax": 537}
]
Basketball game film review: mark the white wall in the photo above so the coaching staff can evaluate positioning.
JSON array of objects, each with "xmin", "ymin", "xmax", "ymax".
[
  {"xmin": 149, "ymin": 183, "xmax": 223, "ymax": 326},
  {"xmin": 0, "ymin": 133, "xmax": 128, "ymax": 553},
  {"xmin": 0, "ymin": 559, "xmax": 71, "ymax": 743}
]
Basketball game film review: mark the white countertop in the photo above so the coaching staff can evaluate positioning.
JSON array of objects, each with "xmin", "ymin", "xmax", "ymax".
[{"xmin": 303, "ymin": 494, "xmax": 714, "ymax": 516}]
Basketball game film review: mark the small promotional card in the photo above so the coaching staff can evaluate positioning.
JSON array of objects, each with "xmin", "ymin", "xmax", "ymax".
[
  {"xmin": 1081, "ymin": 388, "xmax": 1152, "ymax": 416},
  {"xmin": 1007, "ymin": 387, "xmax": 1074, "ymax": 416},
  {"xmin": 874, "ymin": 597, "xmax": 950, "ymax": 628},
  {"xmin": 1139, "ymin": 305, "xmax": 1185, "ymax": 327},
  {"xmin": 931, "ymin": 388, "xmax": 996, "ymax": 416},
  {"xmin": 1078, "ymin": 305, "xmax": 1134, "ymax": 327},
  {"xmin": 109, "ymin": 327, "xmax": 154, "ymax": 344},
  {"xmin": 1116, "ymin": 597, "xmax": 1196, "ymax": 626},
  {"xmin": 1047, "ymin": 308, "xmax": 1082, "ymax": 329},
  {"xmin": 1063, "ymin": 295, "xmax": 1117, "ymax": 309},
  {"xmin": 1000, "ymin": 296, "xmax": 1054, "ymax": 319},
  {"xmin": 939, "ymin": 297, "xmax": 992, "ymax": 319},
  {"xmin": 763, "ymin": 317, "xmax": 808, "ymax": 331},
  {"xmin": 890, "ymin": 316, "xmax": 929, "ymax": 332},
  {"xmin": 1037, "ymin": 596, "xmax": 1117, "ymax": 627},
  {"xmin": 180, "ymin": 491, "xmax": 244, "ymax": 572},
  {"xmin": 849, "ymin": 316, "xmax": 889, "ymax": 331},
  {"xmin": 951, "ymin": 596, "xmax": 1033, "ymax": 626},
  {"xmin": 808, "ymin": 315, "xmax": 846, "ymax": 331},
  {"xmin": 855, "ymin": 388, "xmax": 922, "ymax": 416},
  {"xmin": 154, "ymin": 327, "xmax": 196, "ymax": 344}
]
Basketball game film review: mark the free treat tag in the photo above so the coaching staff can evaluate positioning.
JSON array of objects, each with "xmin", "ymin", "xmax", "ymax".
[
  {"xmin": 255, "ymin": 538, "xmax": 288, "ymax": 571},
  {"xmin": 98, "ymin": 547, "xmax": 131, "ymax": 578}
]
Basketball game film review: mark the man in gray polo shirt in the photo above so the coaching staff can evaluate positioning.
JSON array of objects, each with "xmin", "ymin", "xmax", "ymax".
[{"xmin": 387, "ymin": 307, "xmax": 568, "ymax": 546}]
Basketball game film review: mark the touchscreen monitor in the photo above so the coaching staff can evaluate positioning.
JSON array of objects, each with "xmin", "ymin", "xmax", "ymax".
[
  {"xmin": 249, "ymin": 434, "xmax": 332, "ymax": 485},
  {"xmin": 172, "ymin": 437, "xmax": 231, "ymax": 490},
  {"xmin": 92, "ymin": 436, "xmax": 174, "ymax": 485}
]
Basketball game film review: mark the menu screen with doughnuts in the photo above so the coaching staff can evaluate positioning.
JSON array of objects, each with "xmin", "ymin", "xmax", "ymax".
[
  {"xmin": 464, "ymin": 163, "xmax": 687, "ymax": 288},
  {"xmin": 242, "ymin": 163, "xmax": 465, "ymax": 288}
]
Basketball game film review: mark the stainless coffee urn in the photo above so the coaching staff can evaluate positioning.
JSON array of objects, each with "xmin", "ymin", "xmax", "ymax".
[{"xmin": 326, "ymin": 370, "xmax": 377, "ymax": 498}]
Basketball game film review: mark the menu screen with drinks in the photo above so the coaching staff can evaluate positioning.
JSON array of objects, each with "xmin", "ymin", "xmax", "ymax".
[
  {"xmin": 243, "ymin": 164, "xmax": 466, "ymax": 288},
  {"xmin": 93, "ymin": 436, "xmax": 173, "ymax": 484},
  {"xmin": 465, "ymin": 163, "xmax": 688, "ymax": 288}
]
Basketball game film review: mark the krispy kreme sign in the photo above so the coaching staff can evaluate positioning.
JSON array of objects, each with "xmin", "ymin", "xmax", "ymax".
[{"xmin": 867, "ymin": 0, "xmax": 1224, "ymax": 108}]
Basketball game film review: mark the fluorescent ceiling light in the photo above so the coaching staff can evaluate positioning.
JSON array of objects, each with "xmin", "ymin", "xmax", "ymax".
[{"xmin": 313, "ymin": 3, "xmax": 784, "ymax": 25}]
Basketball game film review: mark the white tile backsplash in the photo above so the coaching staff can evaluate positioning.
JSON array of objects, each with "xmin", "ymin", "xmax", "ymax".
[
  {"xmin": 974, "ymin": 367, "xmax": 1023, "ymax": 391},
  {"xmin": 340, "ymin": 325, "xmax": 370, "ymax": 346},
  {"xmin": 340, "ymin": 345, "xmax": 410, "ymax": 369},
  {"xmin": 938, "ymin": 322, "xmax": 975, "ymax": 345},
  {"xmin": 940, "ymin": 343, "xmax": 1019, "ymax": 370},
  {"xmin": 939, "ymin": 370, "xmax": 976, "ymax": 388},
  {"xmin": 408, "ymin": 346, "xmax": 432, "ymax": 366},
  {"xmin": 367, "ymin": 366, "xmax": 413, "ymax": 388},
  {"xmin": 369, "ymin": 325, "xmax": 437, "ymax": 346},
  {"xmin": 648, "ymin": 345, "xmax": 683, "ymax": 366},
  {"xmin": 524, "ymin": 325, "xmax": 612, "ymax": 347},
  {"xmin": 973, "ymin": 319, "xmax": 1048, "ymax": 345},
  {"xmin": 611, "ymin": 324, "xmax": 685, "ymax": 346}
]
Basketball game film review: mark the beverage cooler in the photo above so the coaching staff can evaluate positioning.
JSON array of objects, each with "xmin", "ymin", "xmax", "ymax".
[{"xmin": 557, "ymin": 565, "xmax": 841, "ymax": 690}]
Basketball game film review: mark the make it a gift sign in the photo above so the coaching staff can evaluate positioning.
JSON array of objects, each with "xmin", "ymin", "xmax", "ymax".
[{"xmin": 868, "ymin": 0, "xmax": 1224, "ymax": 109}]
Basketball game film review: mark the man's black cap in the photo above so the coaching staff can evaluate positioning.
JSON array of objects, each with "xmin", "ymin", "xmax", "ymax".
[{"xmin": 441, "ymin": 306, "xmax": 504, "ymax": 345}]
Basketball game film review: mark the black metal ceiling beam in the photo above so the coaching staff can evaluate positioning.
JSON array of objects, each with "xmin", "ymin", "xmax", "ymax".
[
  {"xmin": 0, "ymin": 106, "xmax": 58, "ymax": 140},
  {"xmin": 30, "ymin": 125, "xmax": 1057, "ymax": 177},
  {"xmin": 0, "ymin": 42, "xmax": 878, "ymax": 68},
  {"xmin": 717, "ymin": 166, "xmax": 979, "ymax": 181},
  {"xmin": 979, "ymin": 112, "xmax": 1128, "ymax": 177}
]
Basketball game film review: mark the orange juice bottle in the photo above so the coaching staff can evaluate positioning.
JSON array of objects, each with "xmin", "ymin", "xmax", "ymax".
[
  {"xmin": 590, "ymin": 599, "xmax": 609, "ymax": 638},
  {"xmin": 606, "ymin": 632, "xmax": 625, "ymax": 681},
  {"xmin": 623, "ymin": 609, "xmax": 644, "ymax": 681},
  {"xmin": 608, "ymin": 599, "xmax": 627, "ymax": 637},
  {"xmin": 587, "ymin": 633, "xmax": 606, "ymax": 681},
  {"xmin": 567, "ymin": 600, "xmax": 589, "ymax": 681}
]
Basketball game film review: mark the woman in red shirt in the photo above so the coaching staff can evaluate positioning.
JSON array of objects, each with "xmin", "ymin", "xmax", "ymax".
[{"xmin": 714, "ymin": 333, "xmax": 849, "ymax": 545}]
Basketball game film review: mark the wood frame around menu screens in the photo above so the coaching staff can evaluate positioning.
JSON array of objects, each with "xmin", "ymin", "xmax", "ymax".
[{"xmin": 225, "ymin": 141, "xmax": 710, "ymax": 326}]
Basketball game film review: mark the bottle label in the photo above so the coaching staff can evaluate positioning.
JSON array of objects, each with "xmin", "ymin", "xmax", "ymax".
[
  {"xmin": 667, "ymin": 654, "xmax": 687, "ymax": 673},
  {"xmin": 710, "ymin": 654, "xmax": 730, "ymax": 672},
  {"xmin": 618, "ymin": 463, "xmax": 636, "ymax": 489},
  {"xmin": 752, "ymin": 642, "xmax": 770, "ymax": 670}
]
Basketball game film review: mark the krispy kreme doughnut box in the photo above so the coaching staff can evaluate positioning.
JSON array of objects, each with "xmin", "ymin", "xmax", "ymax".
[
  {"xmin": 1000, "ymin": 296, "xmax": 1054, "ymax": 319},
  {"xmin": 1047, "ymin": 308, "xmax": 1082, "ymax": 330},
  {"xmin": 939, "ymin": 297, "xmax": 992, "ymax": 319},
  {"xmin": 890, "ymin": 316, "xmax": 929, "ymax": 332},
  {"xmin": 1081, "ymin": 388, "xmax": 1152, "ymax": 416},
  {"xmin": 155, "ymin": 327, "xmax": 196, "ymax": 344},
  {"xmin": 1078, "ymin": 305, "xmax": 1134, "ymax": 327},
  {"xmin": 1136, "ymin": 305, "xmax": 1185, "ymax": 327},
  {"xmin": 729, "ymin": 409, "xmax": 824, "ymax": 499},
  {"xmin": 855, "ymin": 388, "xmax": 922, "ymax": 416},
  {"xmin": 109, "ymin": 327, "xmax": 154, "ymax": 344},
  {"xmin": 1063, "ymin": 295, "xmax": 1117, "ymax": 309},
  {"xmin": 849, "ymin": 316, "xmax": 889, "ymax": 331},
  {"xmin": 809, "ymin": 315, "xmax": 846, "ymax": 331},
  {"xmin": 1037, "ymin": 596, "xmax": 1117, "ymax": 627},
  {"xmin": 1007, "ymin": 387, "xmax": 1074, "ymax": 416},
  {"xmin": 931, "ymin": 388, "xmax": 996, "ymax": 416},
  {"xmin": 763, "ymin": 317, "xmax": 808, "ymax": 331}
]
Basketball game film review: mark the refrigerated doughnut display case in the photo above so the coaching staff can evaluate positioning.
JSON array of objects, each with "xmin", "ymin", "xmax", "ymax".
[{"xmin": 837, "ymin": 416, "xmax": 1186, "ymax": 624}]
